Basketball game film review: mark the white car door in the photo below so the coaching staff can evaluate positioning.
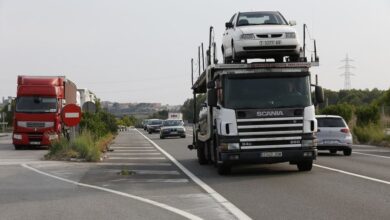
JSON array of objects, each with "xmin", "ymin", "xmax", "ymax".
[{"xmin": 222, "ymin": 13, "xmax": 237, "ymax": 57}]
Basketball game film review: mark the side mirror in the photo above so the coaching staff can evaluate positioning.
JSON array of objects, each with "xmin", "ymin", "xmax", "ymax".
[
  {"xmin": 225, "ymin": 22, "xmax": 233, "ymax": 29},
  {"xmin": 289, "ymin": 20, "xmax": 297, "ymax": 26},
  {"xmin": 207, "ymin": 89, "xmax": 217, "ymax": 107},
  {"xmin": 315, "ymin": 86, "xmax": 324, "ymax": 104}
]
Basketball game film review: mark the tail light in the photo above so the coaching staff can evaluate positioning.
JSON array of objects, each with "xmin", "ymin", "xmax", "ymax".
[{"xmin": 340, "ymin": 128, "xmax": 350, "ymax": 133}]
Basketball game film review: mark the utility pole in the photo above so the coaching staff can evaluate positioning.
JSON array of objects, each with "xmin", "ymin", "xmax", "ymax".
[{"xmin": 340, "ymin": 54, "xmax": 355, "ymax": 90}]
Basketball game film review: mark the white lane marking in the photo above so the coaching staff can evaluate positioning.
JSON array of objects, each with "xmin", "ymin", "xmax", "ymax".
[
  {"xmin": 96, "ymin": 162, "xmax": 172, "ymax": 166},
  {"xmin": 354, "ymin": 149, "xmax": 390, "ymax": 153},
  {"xmin": 108, "ymin": 153, "xmax": 161, "ymax": 156},
  {"xmin": 136, "ymin": 129, "xmax": 252, "ymax": 220},
  {"xmin": 107, "ymin": 157, "xmax": 166, "ymax": 160},
  {"xmin": 22, "ymin": 163, "xmax": 202, "ymax": 220},
  {"xmin": 314, "ymin": 164, "xmax": 390, "ymax": 185},
  {"xmin": 110, "ymin": 147, "xmax": 154, "ymax": 149},
  {"xmin": 353, "ymin": 152, "xmax": 390, "ymax": 159},
  {"xmin": 111, "ymin": 178, "xmax": 189, "ymax": 183},
  {"xmin": 111, "ymin": 150, "xmax": 157, "ymax": 152},
  {"xmin": 100, "ymin": 169, "xmax": 180, "ymax": 175}
]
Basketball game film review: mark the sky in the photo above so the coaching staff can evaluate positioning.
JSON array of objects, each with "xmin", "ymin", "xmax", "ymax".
[{"xmin": 0, "ymin": 0, "xmax": 389, "ymax": 105}]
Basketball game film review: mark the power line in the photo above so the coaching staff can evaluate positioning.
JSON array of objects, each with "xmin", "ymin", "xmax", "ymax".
[{"xmin": 340, "ymin": 54, "xmax": 355, "ymax": 90}]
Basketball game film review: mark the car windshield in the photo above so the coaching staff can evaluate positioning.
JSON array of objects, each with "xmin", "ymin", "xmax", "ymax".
[
  {"xmin": 150, "ymin": 120, "xmax": 162, "ymax": 125},
  {"xmin": 163, "ymin": 120, "xmax": 183, "ymax": 126},
  {"xmin": 224, "ymin": 75, "xmax": 311, "ymax": 109},
  {"xmin": 317, "ymin": 118, "xmax": 346, "ymax": 127},
  {"xmin": 15, "ymin": 96, "xmax": 57, "ymax": 113},
  {"xmin": 237, "ymin": 12, "xmax": 287, "ymax": 26}
]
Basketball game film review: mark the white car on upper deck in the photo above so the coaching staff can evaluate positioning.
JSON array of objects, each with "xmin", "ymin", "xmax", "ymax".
[{"xmin": 222, "ymin": 11, "xmax": 300, "ymax": 63}]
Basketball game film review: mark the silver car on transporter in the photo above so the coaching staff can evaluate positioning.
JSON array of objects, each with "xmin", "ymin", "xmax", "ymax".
[{"xmin": 316, "ymin": 115, "xmax": 353, "ymax": 156}]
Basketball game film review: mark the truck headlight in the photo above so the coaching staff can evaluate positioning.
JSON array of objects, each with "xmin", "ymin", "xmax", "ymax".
[
  {"xmin": 13, "ymin": 134, "xmax": 22, "ymax": 140},
  {"xmin": 240, "ymin": 34, "xmax": 255, "ymax": 40},
  {"xmin": 219, "ymin": 143, "xmax": 240, "ymax": 151},
  {"xmin": 48, "ymin": 133, "xmax": 59, "ymax": 140},
  {"xmin": 302, "ymin": 139, "xmax": 317, "ymax": 147},
  {"xmin": 285, "ymin": 32, "xmax": 296, "ymax": 38}
]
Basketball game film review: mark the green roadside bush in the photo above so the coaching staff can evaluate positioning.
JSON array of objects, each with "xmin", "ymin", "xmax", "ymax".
[
  {"xmin": 320, "ymin": 103, "xmax": 354, "ymax": 123},
  {"xmin": 353, "ymin": 124, "xmax": 390, "ymax": 144},
  {"xmin": 355, "ymin": 105, "xmax": 380, "ymax": 126},
  {"xmin": 79, "ymin": 111, "xmax": 118, "ymax": 138},
  {"xmin": 46, "ymin": 131, "xmax": 101, "ymax": 162}
]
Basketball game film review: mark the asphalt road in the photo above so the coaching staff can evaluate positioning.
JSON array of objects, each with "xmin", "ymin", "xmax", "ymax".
[
  {"xmin": 0, "ymin": 131, "xmax": 234, "ymax": 220},
  {"xmin": 139, "ymin": 129, "xmax": 390, "ymax": 220},
  {"xmin": 2, "ymin": 130, "xmax": 390, "ymax": 220}
]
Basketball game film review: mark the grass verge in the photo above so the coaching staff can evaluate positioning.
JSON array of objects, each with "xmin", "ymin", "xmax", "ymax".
[
  {"xmin": 353, "ymin": 124, "xmax": 390, "ymax": 147},
  {"xmin": 45, "ymin": 131, "xmax": 115, "ymax": 162}
]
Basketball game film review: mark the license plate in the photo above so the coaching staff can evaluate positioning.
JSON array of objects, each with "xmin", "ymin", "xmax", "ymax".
[
  {"xmin": 261, "ymin": 152, "xmax": 283, "ymax": 157},
  {"xmin": 171, "ymin": 132, "xmax": 178, "ymax": 135},
  {"xmin": 323, "ymin": 140, "xmax": 338, "ymax": 144},
  {"xmin": 30, "ymin": 141, "xmax": 40, "ymax": 145},
  {"xmin": 259, "ymin": 40, "xmax": 281, "ymax": 46}
]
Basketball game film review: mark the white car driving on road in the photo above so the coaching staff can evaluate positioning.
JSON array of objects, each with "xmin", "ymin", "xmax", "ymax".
[{"xmin": 222, "ymin": 11, "xmax": 300, "ymax": 63}]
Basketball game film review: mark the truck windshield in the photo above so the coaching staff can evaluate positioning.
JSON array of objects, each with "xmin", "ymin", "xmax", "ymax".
[
  {"xmin": 224, "ymin": 76, "xmax": 311, "ymax": 109},
  {"xmin": 16, "ymin": 97, "xmax": 57, "ymax": 113}
]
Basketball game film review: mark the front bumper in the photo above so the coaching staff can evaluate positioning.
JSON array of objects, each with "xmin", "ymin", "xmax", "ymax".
[
  {"xmin": 220, "ymin": 148, "xmax": 317, "ymax": 165},
  {"xmin": 234, "ymin": 38, "xmax": 300, "ymax": 58},
  {"xmin": 161, "ymin": 130, "xmax": 185, "ymax": 137},
  {"xmin": 12, "ymin": 132, "xmax": 56, "ymax": 146}
]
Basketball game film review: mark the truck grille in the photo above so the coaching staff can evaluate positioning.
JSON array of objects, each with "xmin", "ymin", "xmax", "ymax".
[
  {"xmin": 27, "ymin": 122, "xmax": 45, "ymax": 128},
  {"xmin": 237, "ymin": 117, "xmax": 303, "ymax": 150},
  {"xmin": 28, "ymin": 134, "xmax": 43, "ymax": 142}
]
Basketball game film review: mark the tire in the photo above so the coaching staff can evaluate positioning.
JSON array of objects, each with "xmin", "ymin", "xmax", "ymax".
[
  {"xmin": 197, "ymin": 142, "xmax": 208, "ymax": 165},
  {"xmin": 297, "ymin": 160, "xmax": 313, "ymax": 171},
  {"xmin": 14, "ymin": 145, "xmax": 23, "ymax": 150},
  {"xmin": 217, "ymin": 164, "xmax": 231, "ymax": 175},
  {"xmin": 231, "ymin": 41, "xmax": 239, "ymax": 63},
  {"xmin": 343, "ymin": 149, "xmax": 352, "ymax": 156},
  {"xmin": 329, "ymin": 149, "xmax": 337, "ymax": 154},
  {"xmin": 160, "ymin": 135, "xmax": 164, "ymax": 139},
  {"xmin": 148, "ymin": 130, "xmax": 152, "ymax": 134},
  {"xmin": 181, "ymin": 135, "xmax": 186, "ymax": 138}
]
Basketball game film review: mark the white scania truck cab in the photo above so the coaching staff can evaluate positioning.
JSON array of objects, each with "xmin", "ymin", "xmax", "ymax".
[{"xmin": 189, "ymin": 62, "xmax": 324, "ymax": 174}]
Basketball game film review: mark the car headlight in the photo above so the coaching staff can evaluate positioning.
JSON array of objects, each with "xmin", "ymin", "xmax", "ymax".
[
  {"xmin": 13, "ymin": 134, "xmax": 22, "ymax": 140},
  {"xmin": 285, "ymin": 32, "xmax": 296, "ymax": 38},
  {"xmin": 240, "ymin": 34, "xmax": 255, "ymax": 40}
]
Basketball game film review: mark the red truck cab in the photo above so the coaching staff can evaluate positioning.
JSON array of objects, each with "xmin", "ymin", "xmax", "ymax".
[{"xmin": 12, "ymin": 76, "xmax": 77, "ymax": 149}]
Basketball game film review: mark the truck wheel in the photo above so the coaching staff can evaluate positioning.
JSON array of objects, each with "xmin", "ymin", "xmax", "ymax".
[
  {"xmin": 197, "ymin": 143, "xmax": 208, "ymax": 165},
  {"xmin": 329, "ymin": 149, "xmax": 337, "ymax": 154},
  {"xmin": 14, "ymin": 145, "xmax": 23, "ymax": 150},
  {"xmin": 343, "ymin": 149, "xmax": 352, "ymax": 156},
  {"xmin": 217, "ymin": 164, "xmax": 231, "ymax": 175},
  {"xmin": 297, "ymin": 160, "xmax": 313, "ymax": 171}
]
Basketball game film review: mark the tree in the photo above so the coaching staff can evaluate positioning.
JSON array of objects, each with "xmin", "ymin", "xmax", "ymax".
[
  {"xmin": 320, "ymin": 103, "xmax": 354, "ymax": 123},
  {"xmin": 180, "ymin": 94, "xmax": 206, "ymax": 122}
]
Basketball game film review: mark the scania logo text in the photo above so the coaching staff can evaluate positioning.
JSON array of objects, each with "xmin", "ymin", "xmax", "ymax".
[{"xmin": 256, "ymin": 111, "xmax": 284, "ymax": 117}]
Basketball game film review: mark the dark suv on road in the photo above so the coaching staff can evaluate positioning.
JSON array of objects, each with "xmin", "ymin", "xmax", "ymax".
[{"xmin": 146, "ymin": 119, "xmax": 163, "ymax": 134}]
